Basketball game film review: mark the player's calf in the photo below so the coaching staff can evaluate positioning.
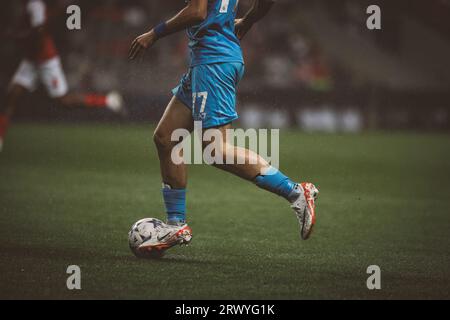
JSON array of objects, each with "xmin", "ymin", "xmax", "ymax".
[
  {"xmin": 58, "ymin": 91, "xmax": 126, "ymax": 115},
  {"xmin": 153, "ymin": 129, "xmax": 178, "ymax": 152}
]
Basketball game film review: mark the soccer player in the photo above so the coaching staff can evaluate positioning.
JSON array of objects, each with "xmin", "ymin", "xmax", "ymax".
[
  {"xmin": 0, "ymin": 0, "xmax": 125, "ymax": 151},
  {"xmin": 128, "ymin": 0, "xmax": 319, "ymax": 251}
]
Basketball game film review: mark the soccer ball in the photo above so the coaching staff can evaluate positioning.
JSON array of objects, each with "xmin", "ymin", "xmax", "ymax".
[{"xmin": 128, "ymin": 218, "xmax": 166, "ymax": 259}]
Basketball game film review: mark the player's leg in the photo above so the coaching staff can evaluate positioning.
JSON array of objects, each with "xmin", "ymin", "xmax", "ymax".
[
  {"xmin": 0, "ymin": 85, "xmax": 28, "ymax": 151},
  {"xmin": 193, "ymin": 63, "xmax": 300, "ymax": 199},
  {"xmin": 200, "ymin": 123, "xmax": 268, "ymax": 179},
  {"xmin": 56, "ymin": 92, "xmax": 125, "ymax": 114},
  {"xmin": 135, "ymin": 95, "xmax": 195, "ymax": 252},
  {"xmin": 194, "ymin": 62, "xmax": 319, "ymax": 239},
  {"xmin": 201, "ymin": 123, "xmax": 300, "ymax": 200},
  {"xmin": 154, "ymin": 96, "xmax": 194, "ymax": 189},
  {"xmin": 39, "ymin": 57, "xmax": 124, "ymax": 114},
  {"xmin": 2, "ymin": 84, "xmax": 27, "ymax": 118},
  {"xmin": 153, "ymin": 95, "xmax": 194, "ymax": 226},
  {"xmin": 0, "ymin": 60, "xmax": 37, "ymax": 151},
  {"xmin": 203, "ymin": 122, "xmax": 318, "ymax": 239}
]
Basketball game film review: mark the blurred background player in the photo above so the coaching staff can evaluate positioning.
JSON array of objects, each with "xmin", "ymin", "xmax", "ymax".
[
  {"xmin": 0, "ymin": 0, "xmax": 125, "ymax": 151},
  {"xmin": 129, "ymin": 0, "xmax": 319, "ymax": 251}
]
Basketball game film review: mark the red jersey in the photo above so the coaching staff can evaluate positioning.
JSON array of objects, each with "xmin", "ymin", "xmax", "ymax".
[{"xmin": 20, "ymin": 0, "xmax": 58, "ymax": 63}]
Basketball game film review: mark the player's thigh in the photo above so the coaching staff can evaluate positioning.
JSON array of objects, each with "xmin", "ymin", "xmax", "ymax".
[
  {"xmin": 38, "ymin": 57, "xmax": 69, "ymax": 99},
  {"xmin": 191, "ymin": 63, "xmax": 243, "ymax": 129},
  {"xmin": 201, "ymin": 123, "xmax": 231, "ymax": 150},
  {"xmin": 154, "ymin": 96, "xmax": 194, "ymax": 147},
  {"xmin": 10, "ymin": 60, "xmax": 38, "ymax": 93}
]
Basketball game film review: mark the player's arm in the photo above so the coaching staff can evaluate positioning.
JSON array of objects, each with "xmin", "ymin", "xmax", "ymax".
[
  {"xmin": 235, "ymin": 0, "xmax": 276, "ymax": 40},
  {"xmin": 128, "ymin": 0, "xmax": 208, "ymax": 60}
]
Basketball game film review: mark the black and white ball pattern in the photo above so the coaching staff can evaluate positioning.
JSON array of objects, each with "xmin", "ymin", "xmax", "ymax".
[{"xmin": 128, "ymin": 218, "xmax": 165, "ymax": 259}]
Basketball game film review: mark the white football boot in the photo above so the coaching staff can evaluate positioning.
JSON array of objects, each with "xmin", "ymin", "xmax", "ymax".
[
  {"xmin": 290, "ymin": 182, "xmax": 319, "ymax": 240},
  {"xmin": 138, "ymin": 223, "xmax": 192, "ymax": 252},
  {"xmin": 106, "ymin": 91, "xmax": 126, "ymax": 115}
]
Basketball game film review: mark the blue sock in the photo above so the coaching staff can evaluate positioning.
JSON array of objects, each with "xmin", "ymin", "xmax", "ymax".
[
  {"xmin": 254, "ymin": 167, "xmax": 298, "ymax": 201},
  {"xmin": 162, "ymin": 185, "xmax": 186, "ymax": 224}
]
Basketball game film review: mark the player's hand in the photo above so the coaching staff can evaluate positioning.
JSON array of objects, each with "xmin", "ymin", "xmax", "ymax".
[
  {"xmin": 234, "ymin": 19, "xmax": 253, "ymax": 40},
  {"xmin": 128, "ymin": 31, "xmax": 157, "ymax": 61}
]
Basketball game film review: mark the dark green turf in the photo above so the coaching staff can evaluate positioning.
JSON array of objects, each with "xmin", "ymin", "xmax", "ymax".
[{"xmin": 0, "ymin": 123, "xmax": 449, "ymax": 299}]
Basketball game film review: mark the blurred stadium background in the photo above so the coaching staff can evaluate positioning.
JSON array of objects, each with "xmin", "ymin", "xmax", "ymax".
[
  {"xmin": 1, "ymin": 0, "xmax": 450, "ymax": 299},
  {"xmin": 1, "ymin": 0, "xmax": 449, "ymax": 132}
]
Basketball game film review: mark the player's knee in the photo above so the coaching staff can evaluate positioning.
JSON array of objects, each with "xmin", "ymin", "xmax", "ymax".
[{"xmin": 153, "ymin": 129, "xmax": 173, "ymax": 150}]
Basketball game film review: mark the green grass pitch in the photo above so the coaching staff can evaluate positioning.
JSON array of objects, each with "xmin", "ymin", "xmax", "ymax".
[{"xmin": 0, "ymin": 123, "xmax": 449, "ymax": 299}]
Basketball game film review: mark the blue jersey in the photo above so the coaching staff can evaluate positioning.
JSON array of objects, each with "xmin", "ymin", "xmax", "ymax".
[{"xmin": 187, "ymin": 0, "xmax": 244, "ymax": 67}]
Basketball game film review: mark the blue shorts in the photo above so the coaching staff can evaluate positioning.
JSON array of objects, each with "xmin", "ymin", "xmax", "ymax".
[{"xmin": 172, "ymin": 62, "xmax": 245, "ymax": 128}]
